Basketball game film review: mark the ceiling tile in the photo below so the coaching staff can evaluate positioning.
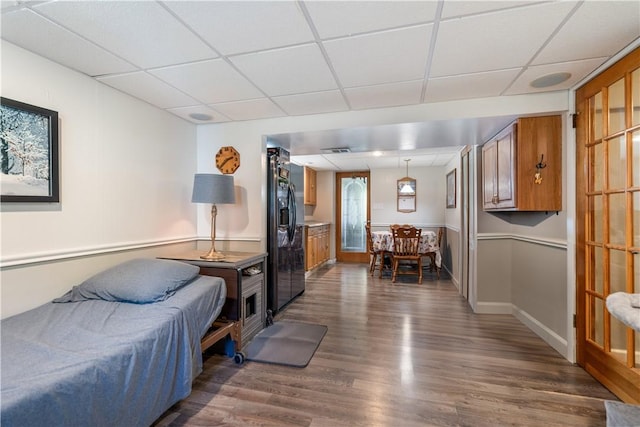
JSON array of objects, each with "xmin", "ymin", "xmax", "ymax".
[
  {"xmin": 273, "ymin": 90, "xmax": 348, "ymax": 116},
  {"xmin": 430, "ymin": 2, "xmax": 577, "ymax": 77},
  {"xmin": 165, "ymin": 1, "xmax": 314, "ymax": 55},
  {"xmin": 290, "ymin": 154, "xmax": 339, "ymax": 170},
  {"xmin": 210, "ymin": 98, "xmax": 286, "ymax": 121},
  {"xmin": 305, "ymin": 1, "xmax": 438, "ymax": 39},
  {"xmin": 534, "ymin": 1, "xmax": 640, "ymax": 65},
  {"xmin": 33, "ymin": 1, "xmax": 216, "ymax": 69},
  {"xmin": 1, "ymin": 1, "xmax": 19, "ymax": 11},
  {"xmin": 505, "ymin": 57, "xmax": 609, "ymax": 96},
  {"xmin": 425, "ymin": 69, "xmax": 521, "ymax": 103},
  {"xmin": 1, "ymin": 9, "xmax": 135, "ymax": 76},
  {"xmin": 321, "ymin": 155, "xmax": 373, "ymax": 171},
  {"xmin": 441, "ymin": 1, "xmax": 541, "ymax": 19},
  {"xmin": 166, "ymin": 105, "xmax": 231, "ymax": 124},
  {"xmin": 345, "ymin": 80, "xmax": 423, "ymax": 110},
  {"xmin": 97, "ymin": 72, "xmax": 199, "ymax": 109},
  {"xmin": 230, "ymin": 44, "xmax": 338, "ymax": 96},
  {"xmin": 149, "ymin": 59, "xmax": 263, "ymax": 104},
  {"xmin": 324, "ymin": 25, "xmax": 432, "ymax": 87}
]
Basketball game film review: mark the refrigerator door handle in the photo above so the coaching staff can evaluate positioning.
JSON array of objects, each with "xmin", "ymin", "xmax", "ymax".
[{"xmin": 287, "ymin": 184, "xmax": 296, "ymax": 243}]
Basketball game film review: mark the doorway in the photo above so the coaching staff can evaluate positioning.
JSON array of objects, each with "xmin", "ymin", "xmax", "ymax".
[
  {"xmin": 335, "ymin": 171, "xmax": 370, "ymax": 263},
  {"xmin": 575, "ymin": 46, "xmax": 639, "ymax": 403}
]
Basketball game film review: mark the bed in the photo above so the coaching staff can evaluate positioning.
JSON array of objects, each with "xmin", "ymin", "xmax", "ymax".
[
  {"xmin": 1, "ymin": 258, "xmax": 229, "ymax": 427},
  {"xmin": 606, "ymin": 292, "xmax": 640, "ymax": 331}
]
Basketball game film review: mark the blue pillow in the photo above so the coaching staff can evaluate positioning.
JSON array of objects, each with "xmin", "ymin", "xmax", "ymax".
[{"xmin": 53, "ymin": 258, "xmax": 200, "ymax": 304}]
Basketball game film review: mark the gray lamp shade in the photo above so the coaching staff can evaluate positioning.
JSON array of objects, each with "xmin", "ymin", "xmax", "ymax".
[{"xmin": 191, "ymin": 174, "xmax": 236, "ymax": 204}]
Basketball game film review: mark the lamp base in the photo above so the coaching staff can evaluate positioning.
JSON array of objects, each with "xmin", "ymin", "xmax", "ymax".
[{"xmin": 200, "ymin": 248, "xmax": 226, "ymax": 261}]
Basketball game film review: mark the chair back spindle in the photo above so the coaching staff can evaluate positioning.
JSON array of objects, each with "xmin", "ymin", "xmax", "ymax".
[{"xmin": 390, "ymin": 226, "xmax": 422, "ymax": 284}]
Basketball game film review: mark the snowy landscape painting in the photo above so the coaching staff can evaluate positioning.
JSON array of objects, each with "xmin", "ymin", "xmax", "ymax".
[{"xmin": 1, "ymin": 98, "xmax": 59, "ymax": 202}]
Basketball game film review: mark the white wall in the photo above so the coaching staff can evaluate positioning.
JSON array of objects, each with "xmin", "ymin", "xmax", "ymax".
[
  {"xmin": 305, "ymin": 170, "xmax": 336, "ymax": 259},
  {"xmin": 370, "ymin": 166, "xmax": 445, "ymax": 228},
  {"xmin": 444, "ymin": 156, "xmax": 462, "ymax": 231},
  {"xmin": 306, "ymin": 170, "xmax": 334, "ymax": 225},
  {"xmin": 1, "ymin": 42, "xmax": 198, "ymax": 318},
  {"xmin": 443, "ymin": 154, "xmax": 462, "ymax": 286}
]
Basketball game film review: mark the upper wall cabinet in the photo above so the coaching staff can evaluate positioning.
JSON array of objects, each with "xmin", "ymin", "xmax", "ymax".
[
  {"xmin": 304, "ymin": 166, "xmax": 317, "ymax": 206},
  {"xmin": 482, "ymin": 115, "xmax": 562, "ymax": 212}
]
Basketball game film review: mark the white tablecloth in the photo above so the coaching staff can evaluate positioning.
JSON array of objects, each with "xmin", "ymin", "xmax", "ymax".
[{"xmin": 371, "ymin": 230, "xmax": 441, "ymax": 268}]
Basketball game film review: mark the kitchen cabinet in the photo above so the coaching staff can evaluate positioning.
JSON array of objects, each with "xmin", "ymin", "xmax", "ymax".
[
  {"xmin": 304, "ymin": 166, "xmax": 317, "ymax": 206},
  {"xmin": 482, "ymin": 115, "xmax": 562, "ymax": 212},
  {"xmin": 305, "ymin": 223, "xmax": 330, "ymax": 271}
]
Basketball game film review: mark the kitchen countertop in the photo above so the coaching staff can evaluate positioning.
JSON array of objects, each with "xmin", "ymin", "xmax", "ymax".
[{"xmin": 305, "ymin": 221, "xmax": 331, "ymax": 228}]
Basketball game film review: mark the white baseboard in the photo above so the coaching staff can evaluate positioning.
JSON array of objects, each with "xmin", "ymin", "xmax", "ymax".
[
  {"xmin": 513, "ymin": 305, "xmax": 568, "ymax": 359},
  {"xmin": 443, "ymin": 265, "xmax": 459, "ymax": 291},
  {"xmin": 473, "ymin": 302, "xmax": 569, "ymax": 359},
  {"xmin": 474, "ymin": 302, "xmax": 513, "ymax": 314}
]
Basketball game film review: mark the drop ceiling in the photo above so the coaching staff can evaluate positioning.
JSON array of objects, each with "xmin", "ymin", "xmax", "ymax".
[{"xmin": 2, "ymin": 1, "xmax": 639, "ymax": 170}]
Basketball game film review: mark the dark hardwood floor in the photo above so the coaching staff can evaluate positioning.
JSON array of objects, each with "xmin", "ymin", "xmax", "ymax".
[{"xmin": 155, "ymin": 263, "xmax": 617, "ymax": 427}]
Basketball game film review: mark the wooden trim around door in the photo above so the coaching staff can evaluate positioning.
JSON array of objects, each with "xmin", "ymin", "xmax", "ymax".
[
  {"xmin": 575, "ymin": 46, "xmax": 640, "ymax": 404},
  {"xmin": 335, "ymin": 171, "xmax": 370, "ymax": 263}
]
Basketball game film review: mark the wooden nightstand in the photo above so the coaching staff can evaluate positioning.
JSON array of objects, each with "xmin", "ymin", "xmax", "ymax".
[{"xmin": 160, "ymin": 251, "xmax": 267, "ymax": 348}]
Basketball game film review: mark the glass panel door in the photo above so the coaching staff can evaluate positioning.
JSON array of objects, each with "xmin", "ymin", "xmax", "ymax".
[
  {"xmin": 335, "ymin": 171, "xmax": 370, "ymax": 263},
  {"xmin": 576, "ymin": 47, "xmax": 640, "ymax": 403}
]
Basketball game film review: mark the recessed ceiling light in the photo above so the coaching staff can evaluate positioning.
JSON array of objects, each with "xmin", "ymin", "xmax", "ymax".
[
  {"xmin": 530, "ymin": 72, "xmax": 572, "ymax": 89},
  {"xmin": 189, "ymin": 112, "xmax": 213, "ymax": 121}
]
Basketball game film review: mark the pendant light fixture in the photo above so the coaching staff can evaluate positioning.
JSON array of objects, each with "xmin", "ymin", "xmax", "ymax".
[{"xmin": 399, "ymin": 159, "xmax": 414, "ymax": 194}]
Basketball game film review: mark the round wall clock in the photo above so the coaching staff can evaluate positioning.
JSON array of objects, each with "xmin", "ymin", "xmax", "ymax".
[{"xmin": 215, "ymin": 146, "xmax": 240, "ymax": 174}]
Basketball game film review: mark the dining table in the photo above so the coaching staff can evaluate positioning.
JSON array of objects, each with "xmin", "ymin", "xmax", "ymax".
[{"xmin": 371, "ymin": 229, "xmax": 442, "ymax": 275}]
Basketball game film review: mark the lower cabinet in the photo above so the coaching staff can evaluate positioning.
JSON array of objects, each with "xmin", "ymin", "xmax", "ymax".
[{"xmin": 305, "ymin": 224, "xmax": 330, "ymax": 271}]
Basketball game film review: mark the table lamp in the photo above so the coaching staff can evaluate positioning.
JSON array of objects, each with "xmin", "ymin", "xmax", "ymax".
[{"xmin": 192, "ymin": 173, "xmax": 236, "ymax": 260}]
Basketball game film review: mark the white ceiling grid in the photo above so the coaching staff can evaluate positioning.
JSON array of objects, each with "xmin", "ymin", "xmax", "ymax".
[{"xmin": 2, "ymin": 0, "xmax": 639, "ymax": 170}]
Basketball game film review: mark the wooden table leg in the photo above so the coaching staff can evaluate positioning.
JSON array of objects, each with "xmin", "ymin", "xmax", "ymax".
[{"xmin": 379, "ymin": 251, "xmax": 387, "ymax": 278}]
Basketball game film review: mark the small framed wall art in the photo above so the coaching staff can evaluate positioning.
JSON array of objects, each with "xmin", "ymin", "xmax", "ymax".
[
  {"xmin": 0, "ymin": 97, "xmax": 59, "ymax": 203},
  {"xmin": 397, "ymin": 177, "xmax": 416, "ymax": 213},
  {"xmin": 446, "ymin": 169, "xmax": 456, "ymax": 208}
]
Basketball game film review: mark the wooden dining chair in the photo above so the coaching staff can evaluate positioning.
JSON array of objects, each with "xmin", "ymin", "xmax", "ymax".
[
  {"xmin": 390, "ymin": 225, "xmax": 422, "ymax": 284},
  {"xmin": 426, "ymin": 227, "xmax": 444, "ymax": 279},
  {"xmin": 365, "ymin": 224, "xmax": 382, "ymax": 277},
  {"xmin": 390, "ymin": 224, "xmax": 411, "ymax": 230}
]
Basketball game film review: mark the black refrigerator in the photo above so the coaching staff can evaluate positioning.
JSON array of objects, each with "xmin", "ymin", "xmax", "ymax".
[{"xmin": 266, "ymin": 147, "xmax": 305, "ymax": 314}]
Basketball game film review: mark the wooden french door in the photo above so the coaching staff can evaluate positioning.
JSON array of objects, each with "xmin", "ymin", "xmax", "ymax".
[
  {"xmin": 335, "ymin": 171, "xmax": 370, "ymax": 263},
  {"xmin": 575, "ymin": 46, "xmax": 640, "ymax": 404}
]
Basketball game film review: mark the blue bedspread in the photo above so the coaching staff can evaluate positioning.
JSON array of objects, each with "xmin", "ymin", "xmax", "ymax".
[{"xmin": 1, "ymin": 275, "xmax": 226, "ymax": 427}]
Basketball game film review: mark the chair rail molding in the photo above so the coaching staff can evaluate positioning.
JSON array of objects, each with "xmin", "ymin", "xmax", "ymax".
[
  {"xmin": 477, "ymin": 233, "xmax": 567, "ymax": 249},
  {"xmin": 1, "ymin": 237, "xmax": 197, "ymax": 268}
]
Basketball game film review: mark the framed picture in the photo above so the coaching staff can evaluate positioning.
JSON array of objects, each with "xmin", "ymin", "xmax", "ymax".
[
  {"xmin": 397, "ymin": 195, "xmax": 416, "ymax": 212},
  {"xmin": 0, "ymin": 97, "xmax": 59, "ymax": 203},
  {"xmin": 397, "ymin": 177, "xmax": 416, "ymax": 212},
  {"xmin": 397, "ymin": 177, "xmax": 416, "ymax": 195},
  {"xmin": 446, "ymin": 169, "xmax": 456, "ymax": 208}
]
